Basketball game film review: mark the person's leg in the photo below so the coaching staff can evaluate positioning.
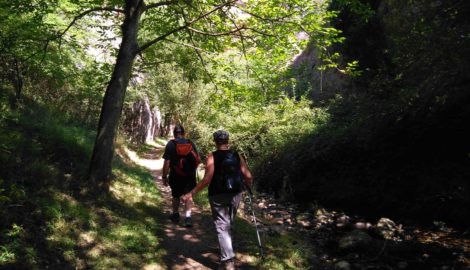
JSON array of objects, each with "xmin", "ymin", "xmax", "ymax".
[
  {"xmin": 184, "ymin": 197, "xmax": 193, "ymax": 217},
  {"xmin": 169, "ymin": 176, "xmax": 183, "ymax": 223},
  {"xmin": 210, "ymin": 194, "xmax": 237, "ymax": 262},
  {"xmin": 172, "ymin": 197, "xmax": 180, "ymax": 213},
  {"xmin": 229, "ymin": 192, "xmax": 242, "ymax": 224},
  {"xmin": 182, "ymin": 177, "xmax": 197, "ymax": 227}
]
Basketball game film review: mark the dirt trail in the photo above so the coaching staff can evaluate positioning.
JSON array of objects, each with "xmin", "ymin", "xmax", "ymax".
[
  {"xmin": 133, "ymin": 144, "xmax": 470, "ymax": 270},
  {"xmin": 137, "ymin": 144, "xmax": 255, "ymax": 270}
]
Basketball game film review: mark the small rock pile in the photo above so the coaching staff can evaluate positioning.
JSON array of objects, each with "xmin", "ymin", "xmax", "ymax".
[{"xmin": 240, "ymin": 192, "xmax": 468, "ymax": 270}]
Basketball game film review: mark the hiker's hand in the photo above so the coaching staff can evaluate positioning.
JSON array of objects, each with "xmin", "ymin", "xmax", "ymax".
[
  {"xmin": 162, "ymin": 176, "xmax": 169, "ymax": 186},
  {"xmin": 181, "ymin": 193, "xmax": 192, "ymax": 203}
]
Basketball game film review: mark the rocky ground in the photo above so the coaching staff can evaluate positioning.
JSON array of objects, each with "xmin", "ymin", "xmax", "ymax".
[{"xmin": 242, "ymin": 192, "xmax": 470, "ymax": 270}]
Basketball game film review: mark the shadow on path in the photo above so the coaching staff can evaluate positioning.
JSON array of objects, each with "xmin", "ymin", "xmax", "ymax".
[
  {"xmin": 142, "ymin": 145, "xmax": 258, "ymax": 270},
  {"xmin": 146, "ymin": 146, "xmax": 220, "ymax": 269}
]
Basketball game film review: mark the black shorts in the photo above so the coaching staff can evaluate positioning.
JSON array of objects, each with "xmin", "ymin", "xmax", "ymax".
[{"xmin": 169, "ymin": 174, "xmax": 197, "ymax": 198}]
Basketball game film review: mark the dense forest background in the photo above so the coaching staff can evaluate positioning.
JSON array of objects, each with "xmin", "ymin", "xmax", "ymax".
[
  {"xmin": 1, "ymin": 0, "xmax": 469, "ymax": 268},
  {"xmin": 261, "ymin": 0, "xmax": 470, "ymax": 226}
]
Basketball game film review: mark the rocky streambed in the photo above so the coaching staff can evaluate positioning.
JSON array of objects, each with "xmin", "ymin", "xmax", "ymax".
[{"xmin": 241, "ymin": 192, "xmax": 470, "ymax": 270}]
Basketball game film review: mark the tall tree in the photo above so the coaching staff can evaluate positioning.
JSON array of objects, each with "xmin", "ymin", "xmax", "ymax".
[{"xmin": 61, "ymin": 0, "xmax": 334, "ymax": 193}]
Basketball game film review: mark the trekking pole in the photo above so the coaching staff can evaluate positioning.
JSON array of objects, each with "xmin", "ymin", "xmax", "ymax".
[{"xmin": 245, "ymin": 184, "xmax": 264, "ymax": 258}]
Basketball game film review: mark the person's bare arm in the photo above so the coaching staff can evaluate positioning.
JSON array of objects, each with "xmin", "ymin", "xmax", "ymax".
[
  {"xmin": 239, "ymin": 154, "xmax": 253, "ymax": 187},
  {"xmin": 161, "ymin": 159, "xmax": 170, "ymax": 186},
  {"xmin": 181, "ymin": 153, "xmax": 214, "ymax": 202}
]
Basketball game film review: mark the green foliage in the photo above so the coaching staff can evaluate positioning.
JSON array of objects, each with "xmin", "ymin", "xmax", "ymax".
[
  {"xmin": 0, "ymin": 98, "xmax": 96, "ymax": 266},
  {"xmin": 0, "ymin": 0, "xmax": 111, "ymax": 128},
  {"xmin": 332, "ymin": 0, "xmax": 375, "ymax": 22},
  {"xmin": 233, "ymin": 216, "xmax": 315, "ymax": 269},
  {"xmin": 0, "ymin": 94, "xmax": 169, "ymax": 268},
  {"xmin": 142, "ymin": 61, "xmax": 211, "ymax": 130},
  {"xmin": 192, "ymin": 169, "xmax": 210, "ymax": 209}
]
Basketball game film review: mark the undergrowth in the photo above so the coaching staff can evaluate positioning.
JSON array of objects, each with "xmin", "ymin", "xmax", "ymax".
[
  {"xmin": 0, "ymin": 97, "xmax": 166, "ymax": 269},
  {"xmin": 0, "ymin": 95, "xmax": 317, "ymax": 269}
]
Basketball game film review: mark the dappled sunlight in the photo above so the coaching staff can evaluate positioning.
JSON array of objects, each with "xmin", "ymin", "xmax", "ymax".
[
  {"xmin": 141, "ymin": 263, "xmax": 166, "ymax": 270},
  {"xmin": 87, "ymin": 243, "xmax": 105, "ymax": 258},
  {"xmin": 414, "ymin": 228, "xmax": 470, "ymax": 265},
  {"xmin": 183, "ymin": 233, "xmax": 200, "ymax": 242},
  {"xmin": 235, "ymin": 252, "xmax": 257, "ymax": 263},
  {"xmin": 32, "ymin": 148, "xmax": 169, "ymax": 269},
  {"xmin": 122, "ymin": 144, "xmax": 164, "ymax": 171},
  {"xmin": 78, "ymin": 232, "xmax": 96, "ymax": 247},
  {"xmin": 146, "ymin": 140, "xmax": 166, "ymax": 149}
]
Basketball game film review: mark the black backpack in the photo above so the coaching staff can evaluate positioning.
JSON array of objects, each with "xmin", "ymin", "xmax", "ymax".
[
  {"xmin": 172, "ymin": 139, "xmax": 200, "ymax": 176},
  {"xmin": 215, "ymin": 150, "xmax": 244, "ymax": 193}
]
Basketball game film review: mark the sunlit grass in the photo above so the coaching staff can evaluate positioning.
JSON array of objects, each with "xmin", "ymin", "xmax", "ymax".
[
  {"xmin": 127, "ymin": 141, "xmax": 159, "ymax": 155},
  {"xmin": 153, "ymin": 137, "xmax": 169, "ymax": 146},
  {"xmin": 39, "ymin": 155, "xmax": 167, "ymax": 269},
  {"xmin": 0, "ymin": 99, "xmax": 168, "ymax": 269}
]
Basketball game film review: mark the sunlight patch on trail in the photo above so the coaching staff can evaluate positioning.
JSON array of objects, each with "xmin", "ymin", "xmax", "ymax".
[
  {"xmin": 123, "ymin": 141, "xmax": 165, "ymax": 171},
  {"xmin": 141, "ymin": 263, "xmax": 166, "ymax": 270}
]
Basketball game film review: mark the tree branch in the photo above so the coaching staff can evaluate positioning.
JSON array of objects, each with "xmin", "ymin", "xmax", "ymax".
[
  {"xmin": 187, "ymin": 26, "xmax": 244, "ymax": 37},
  {"xmin": 227, "ymin": 15, "xmax": 268, "ymax": 93},
  {"xmin": 58, "ymin": 7, "xmax": 125, "ymax": 40},
  {"xmin": 180, "ymin": 8, "xmax": 220, "ymax": 94},
  {"xmin": 237, "ymin": 7, "xmax": 297, "ymax": 23},
  {"xmin": 137, "ymin": 0, "xmax": 237, "ymax": 53},
  {"xmin": 245, "ymin": 27, "xmax": 276, "ymax": 37},
  {"xmin": 144, "ymin": 1, "xmax": 177, "ymax": 11},
  {"xmin": 20, "ymin": 7, "xmax": 122, "ymax": 64},
  {"xmin": 165, "ymin": 39, "xmax": 209, "ymax": 52}
]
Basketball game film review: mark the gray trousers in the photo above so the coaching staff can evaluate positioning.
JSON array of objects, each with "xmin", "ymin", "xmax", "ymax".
[{"xmin": 209, "ymin": 192, "xmax": 242, "ymax": 262}]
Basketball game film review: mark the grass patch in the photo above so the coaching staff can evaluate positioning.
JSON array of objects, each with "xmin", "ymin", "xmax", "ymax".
[
  {"xmin": 193, "ymin": 188, "xmax": 316, "ymax": 269},
  {"xmin": 234, "ymin": 197, "xmax": 316, "ymax": 269},
  {"xmin": 126, "ymin": 142, "xmax": 158, "ymax": 156},
  {"xmin": 0, "ymin": 98, "xmax": 168, "ymax": 269},
  {"xmin": 0, "ymin": 148, "xmax": 167, "ymax": 269},
  {"xmin": 153, "ymin": 137, "xmax": 169, "ymax": 146},
  {"xmin": 259, "ymin": 232, "xmax": 315, "ymax": 269}
]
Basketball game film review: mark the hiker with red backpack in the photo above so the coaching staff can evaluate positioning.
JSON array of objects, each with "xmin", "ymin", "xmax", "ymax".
[
  {"xmin": 181, "ymin": 130, "xmax": 252, "ymax": 270},
  {"xmin": 161, "ymin": 124, "xmax": 200, "ymax": 227}
]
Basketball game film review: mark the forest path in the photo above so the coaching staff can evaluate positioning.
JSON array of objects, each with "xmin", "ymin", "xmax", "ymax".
[
  {"xmin": 130, "ymin": 141, "xmax": 256, "ymax": 270},
  {"xmin": 122, "ymin": 142, "xmax": 470, "ymax": 270}
]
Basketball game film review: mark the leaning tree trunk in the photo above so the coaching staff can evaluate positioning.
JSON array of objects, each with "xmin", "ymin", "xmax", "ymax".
[{"xmin": 87, "ymin": 1, "xmax": 143, "ymax": 194}]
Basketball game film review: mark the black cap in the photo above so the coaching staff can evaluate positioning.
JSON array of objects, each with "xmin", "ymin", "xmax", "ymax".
[
  {"xmin": 213, "ymin": 130, "xmax": 229, "ymax": 144},
  {"xmin": 173, "ymin": 124, "xmax": 185, "ymax": 136}
]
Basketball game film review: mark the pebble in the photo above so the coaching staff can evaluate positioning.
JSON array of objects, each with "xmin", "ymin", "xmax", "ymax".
[
  {"xmin": 397, "ymin": 261, "xmax": 408, "ymax": 269},
  {"xmin": 334, "ymin": 260, "xmax": 351, "ymax": 270}
]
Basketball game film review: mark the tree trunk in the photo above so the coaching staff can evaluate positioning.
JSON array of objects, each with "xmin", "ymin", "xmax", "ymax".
[
  {"xmin": 122, "ymin": 98, "xmax": 161, "ymax": 144},
  {"xmin": 87, "ymin": 0, "xmax": 143, "ymax": 194},
  {"xmin": 14, "ymin": 58, "xmax": 23, "ymax": 100},
  {"xmin": 161, "ymin": 113, "xmax": 172, "ymax": 137},
  {"xmin": 151, "ymin": 106, "xmax": 161, "ymax": 140}
]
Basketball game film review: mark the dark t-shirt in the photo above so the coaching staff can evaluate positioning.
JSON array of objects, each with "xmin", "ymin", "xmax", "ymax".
[{"xmin": 162, "ymin": 137, "xmax": 199, "ymax": 176}]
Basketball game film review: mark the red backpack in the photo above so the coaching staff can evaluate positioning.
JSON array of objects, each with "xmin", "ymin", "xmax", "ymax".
[{"xmin": 172, "ymin": 139, "xmax": 200, "ymax": 176}]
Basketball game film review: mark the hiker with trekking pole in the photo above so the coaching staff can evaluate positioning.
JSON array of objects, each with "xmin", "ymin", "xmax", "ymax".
[{"xmin": 181, "ymin": 129, "xmax": 260, "ymax": 270}]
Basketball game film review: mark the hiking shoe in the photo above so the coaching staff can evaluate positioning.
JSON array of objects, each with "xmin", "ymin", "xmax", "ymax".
[
  {"xmin": 183, "ymin": 217, "xmax": 193, "ymax": 227},
  {"xmin": 218, "ymin": 258, "xmax": 235, "ymax": 270},
  {"xmin": 169, "ymin": 213, "xmax": 180, "ymax": 223}
]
